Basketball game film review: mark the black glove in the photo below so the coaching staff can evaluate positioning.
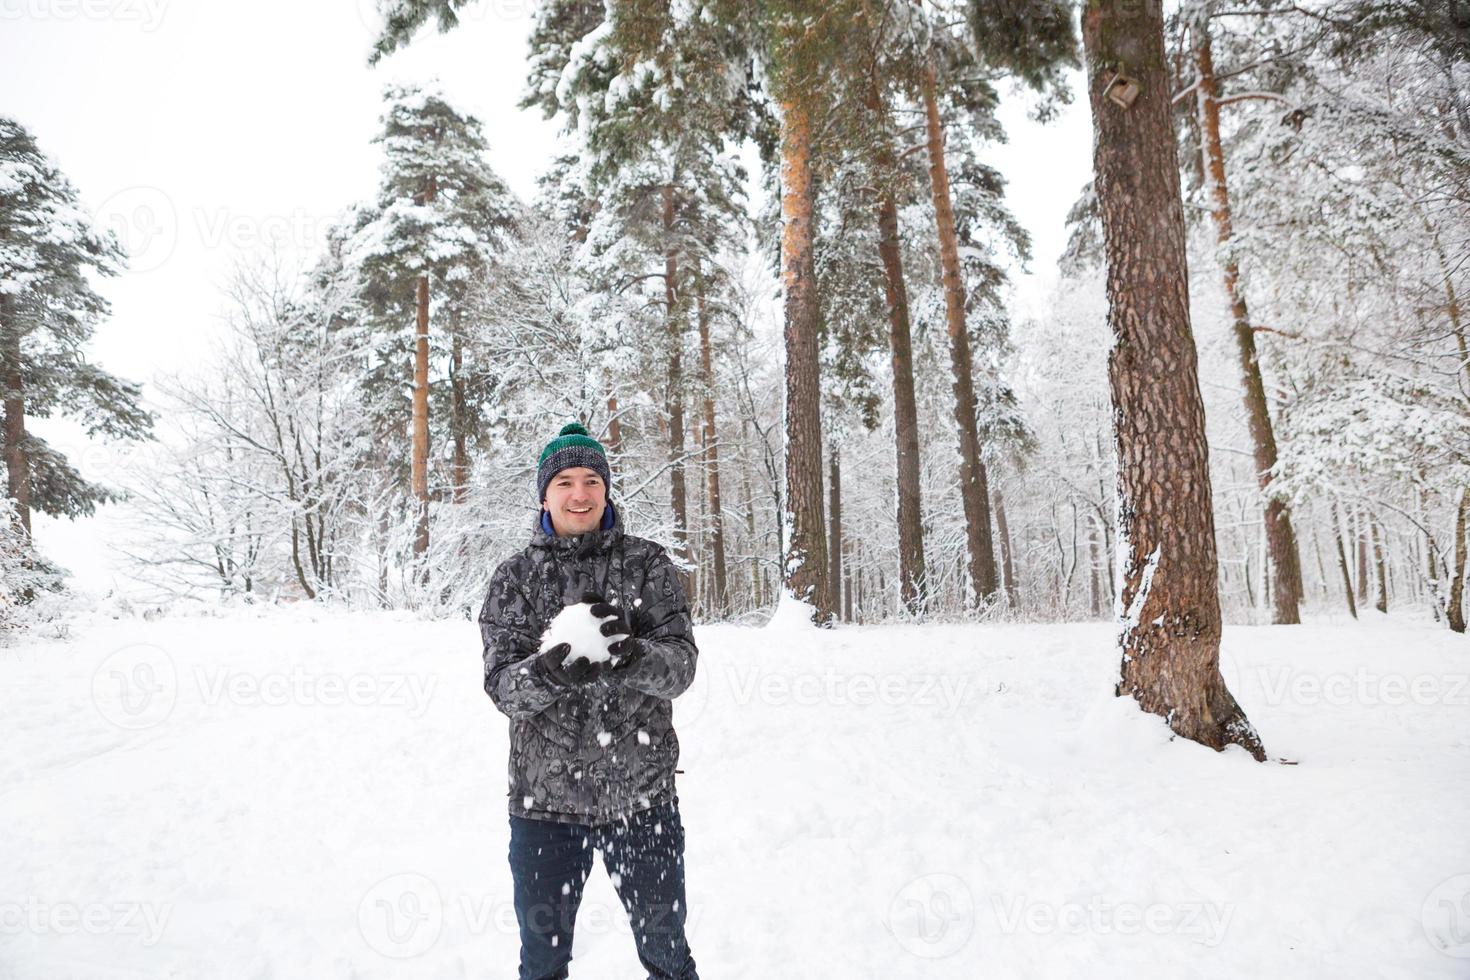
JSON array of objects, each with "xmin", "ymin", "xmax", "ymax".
[
  {"xmin": 581, "ymin": 592, "xmax": 640, "ymax": 667},
  {"xmin": 538, "ymin": 642, "xmax": 604, "ymax": 687}
]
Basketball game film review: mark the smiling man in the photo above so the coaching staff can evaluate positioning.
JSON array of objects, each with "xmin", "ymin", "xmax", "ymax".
[{"xmin": 478, "ymin": 422, "xmax": 700, "ymax": 980}]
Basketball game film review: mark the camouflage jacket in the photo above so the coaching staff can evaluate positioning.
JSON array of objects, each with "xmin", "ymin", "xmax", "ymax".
[{"xmin": 478, "ymin": 506, "xmax": 698, "ymax": 824}]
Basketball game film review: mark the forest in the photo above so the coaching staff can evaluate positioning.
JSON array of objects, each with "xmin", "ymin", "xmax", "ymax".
[{"xmin": 3, "ymin": 0, "xmax": 1467, "ymax": 756}]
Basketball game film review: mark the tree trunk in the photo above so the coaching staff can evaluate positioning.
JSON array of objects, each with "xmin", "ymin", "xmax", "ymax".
[
  {"xmin": 876, "ymin": 190, "xmax": 930, "ymax": 615},
  {"xmin": 1082, "ymin": 0, "xmax": 1265, "ymax": 760},
  {"xmin": 376, "ymin": 484, "xmax": 391, "ymax": 608},
  {"xmin": 1355, "ymin": 507, "xmax": 1370, "ymax": 605},
  {"xmin": 779, "ymin": 97, "xmax": 831, "ymax": 621},
  {"xmin": 1331, "ymin": 498, "xmax": 1358, "ymax": 619},
  {"xmin": 741, "ymin": 415, "xmax": 760, "ymax": 614},
  {"xmin": 1194, "ymin": 28, "xmax": 1303, "ymax": 625},
  {"xmin": 411, "ymin": 281, "xmax": 431, "ymax": 569},
  {"xmin": 409, "ymin": 173, "xmax": 438, "ymax": 575},
  {"xmin": 1370, "ymin": 512, "xmax": 1389, "ymax": 613},
  {"xmin": 994, "ymin": 484, "xmax": 1017, "ymax": 609},
  {"xmin": 663, "ymin": 184, "xmax": 693, "ymax": 602},
  {"xmin": 449, "ymin": 313, "xmax": 468, "ymax": 504},
  {"xmin": 0, "ymin": 292, "xmax": 30, "ymax": 536},
  {"xmin": 605, "ymin": 395, "xmax": 623, "ymax": 457},
  {"xmin": 864, "ymin": 73, "xmax": 929, "ymax": 616},
  {"xmin": 695, "ymin": 260, "xmax": 728, "ymax": 615},
  {"xmin": 829, "ymin": 443, "xmax": 843, "ymax": 621},
  {"xmin": 920, "ymin": 59, "xmax": 998, "ymax": 606},
  {"xmin": 1448, "ymin": 488, "xmax": 1468, "ymax": 633},
  {"xmin": 1088, "ymin": 514, "xmax": 1104, "ymax": 618}
]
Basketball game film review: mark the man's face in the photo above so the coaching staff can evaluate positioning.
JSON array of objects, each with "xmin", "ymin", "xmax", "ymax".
[{"xmin": 543, "ymin": 467, "xmax": 607, "ymax": 537}]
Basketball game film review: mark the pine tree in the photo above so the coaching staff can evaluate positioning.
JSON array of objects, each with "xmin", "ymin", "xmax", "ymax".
[
  {"xmin": 1182, "ymin": 6, "xmax": 1306, "ymax": 624},
  {"xmin": 525, "ymin": 0, "xmax": 751, "ymax": 604},
  {"xmin": 345, "ymin": 85, "xmax": 516, "ymax": 583},
  {"xmin": 0, "ymin": 117, "xmax": 154, "ymax": 536},
  {"xmin": 1081, "ymin": 0, "xmax": 1266, "ymax": 759}
]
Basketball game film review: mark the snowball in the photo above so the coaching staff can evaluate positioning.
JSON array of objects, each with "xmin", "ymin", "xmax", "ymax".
[{"xmin": 539, "ymin": 601, "xmax": 628, "ymax": 666}]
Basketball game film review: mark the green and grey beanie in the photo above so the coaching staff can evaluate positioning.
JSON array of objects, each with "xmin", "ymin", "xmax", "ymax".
[{"xmin": 536, "ymin": 422, "xmax": 611, "ymax": 503}]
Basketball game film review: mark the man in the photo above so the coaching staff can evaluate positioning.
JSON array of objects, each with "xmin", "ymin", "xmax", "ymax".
[{"xmin": 479, "ymin": 422, "xmax": 700, "ymax": 980}]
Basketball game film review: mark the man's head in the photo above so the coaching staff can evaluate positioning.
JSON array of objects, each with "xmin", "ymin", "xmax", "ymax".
[{"xmin": 537, "ymin": 422, "xmax": 612, "ymax": 537}]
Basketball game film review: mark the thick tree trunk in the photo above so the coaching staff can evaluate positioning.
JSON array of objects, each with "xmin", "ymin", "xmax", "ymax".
[
  {"xmin": 1448, "ymin": 488, "xmax": 1468, "ymax": 633},
  {"xmin": 1194, "ymin": 29, "xmax": 1303, "ymax": 625},
  {"xmin": 779, "ymin": 98, "xmax": 831, "ymax": 621},
  {"xmin": 994, "ymin": 485, "xmax": 1017, "ymax": 609},
  {"xmin": 829, "ymin": 443, "xmax": 843, "ymax": 621},
  {"xmin": 0, "ymin": 292, "xmax": 30, "ymax": 536},
  {"xmin": 1082, "ymin": 0, "xmax": 1265, "ymax": 760},
  {"xmin": 920, "ymin": 60, "xmax": 998, "ymax": 605},
  {"xmin": 663, "ymin": 184, "xmax": 693, "ymax": 601},
  {"xmin": 695, "ymin": 261, "xmax": 728, "ymax": 615},
  {"xmin": 449, "ymin": 314, "xmax": 468, "ymax": 504}
]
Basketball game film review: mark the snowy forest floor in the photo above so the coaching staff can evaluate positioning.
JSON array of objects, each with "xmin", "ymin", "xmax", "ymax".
[{"xmin": 3, "ymin": 608, "xmax": 1467, "ymax": 979}]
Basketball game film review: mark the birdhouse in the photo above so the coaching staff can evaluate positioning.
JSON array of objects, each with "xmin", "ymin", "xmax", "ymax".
[{"xmin": 1102, "ymin": 70, "xmax": 1141, "ymax": 109}]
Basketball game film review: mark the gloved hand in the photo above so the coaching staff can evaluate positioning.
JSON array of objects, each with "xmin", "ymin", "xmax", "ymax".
[
  {"xmin": 580, "ymin": 592, "xmax": 642, "ymax": 668},
  {"xmin": 538, "ymin": 642, "xmax": 604, "ymax": 687}
]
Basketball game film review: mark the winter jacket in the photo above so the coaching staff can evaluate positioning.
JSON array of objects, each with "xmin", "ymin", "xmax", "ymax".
[{"xmin": 478, "ymin": 504, "xmax": 698, "ymax": 824}]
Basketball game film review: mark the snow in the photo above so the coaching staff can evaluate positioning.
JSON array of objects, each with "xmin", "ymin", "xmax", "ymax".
[
  {"xmin": 538, "ymin": 601, "xmax": 623, "ymax": 666},
  {"xmin": 3, "ymin": 608, "xmax": 1467, "ymax": 977}
]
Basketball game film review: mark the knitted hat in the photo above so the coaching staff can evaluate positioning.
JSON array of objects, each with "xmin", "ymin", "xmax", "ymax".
[{"xmin": 536, "ymin": 422, "xmax": 612, "ymax": 503}]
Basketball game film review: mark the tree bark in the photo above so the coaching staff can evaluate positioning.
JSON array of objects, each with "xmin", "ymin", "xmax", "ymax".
[
  {"xmin": 1194, "ymin": 28, "xmax": 1303, "ymax": 625},
  {"xmin": 779, "ymin": 98, "xmax": 831, "ymax": 621},
  {"xmin": 695, "ymin": 260, "xmax": 728, "ymax": 615},
  {"xmin": 449, "ymin": 312, "xmax": 468, "ymax": 504},
  {"xmin": 920, "ymin": 59, "xmax": 998, "ymax": 606},
  {"xmin": 410, "ymin": 172, "xmax": 439, "ymax": 576},
  {"xmin": 875, "ymin": 190, "xmax": 930, "ymax": 615},
  {"xmin": 829, "ymin": 442, "xmax": 843, "ymax": 621},
  {"xmin": 1355, "ymin": 507, "xmax": 1370, "ymax": 605},
  {"xmin": 993, "ymin": 484, "xmax": 1017, "ymax": 609},
  {"xmin": 663, "ymin": 184, "xmax": 693, "ymax": 602},
  {"xmin": 410, "ymin": 195, "xmax": 432, "ymax": 572},
  {"xmin": 864, "ymin": 73, "xmax": 929, "ymax": 615},
  {"xmin": 1448, "ymin": 488, "xmax": 1468, "ymax": 633},
  {"xmin": 605, "ymin": 395, "xmax": 623, "ymax": 457},
  {"xmin": 1370, "ymin": 512, "xmax": 1389, "ymax": 613},
  {"xmin": 1331, "ymin": 498, "xmax": 1358, "ymax": 619},
  {"xmin": 0, "ymin": 292, "xmax": 30, "ymax": 536},
  {"xmin": 1082, "ymin": 0, "xmax": 1265, "ymax": 760}
]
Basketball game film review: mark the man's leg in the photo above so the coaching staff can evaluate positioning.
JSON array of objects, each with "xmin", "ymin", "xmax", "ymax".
[
  {"xmin": 509, "ymin": 814, "xmax": 596, "ymax": 980},
  {"xmin": 596, "ymin": 800, "xmax": 698, "ymax": 980}
]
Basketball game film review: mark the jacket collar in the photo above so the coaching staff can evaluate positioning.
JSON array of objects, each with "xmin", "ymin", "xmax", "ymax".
[{"xmin": 531, "ymin": 500, "xmax": 623, "ymax": 556}]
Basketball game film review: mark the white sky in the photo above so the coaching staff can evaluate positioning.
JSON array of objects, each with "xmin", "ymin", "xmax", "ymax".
[{"xmin": 0, "ymin": 0, "xmax": 1093, "ymax": 596}]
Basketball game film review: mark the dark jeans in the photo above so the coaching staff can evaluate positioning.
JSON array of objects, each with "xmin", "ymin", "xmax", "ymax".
[{"xmin": 508, "ymin": 799, "xmax": 698, "ymax": 980}]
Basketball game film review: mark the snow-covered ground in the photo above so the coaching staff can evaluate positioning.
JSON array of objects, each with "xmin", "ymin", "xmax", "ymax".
[{"xmin": 3, "ymin": 607, "xmax": 1467, "ymax": 978}]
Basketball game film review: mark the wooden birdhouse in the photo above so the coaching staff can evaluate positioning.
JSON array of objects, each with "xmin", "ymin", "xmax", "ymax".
[{"xmin": 1102, "ymin": 69, "xmax": 1141, "ymax": 109}]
